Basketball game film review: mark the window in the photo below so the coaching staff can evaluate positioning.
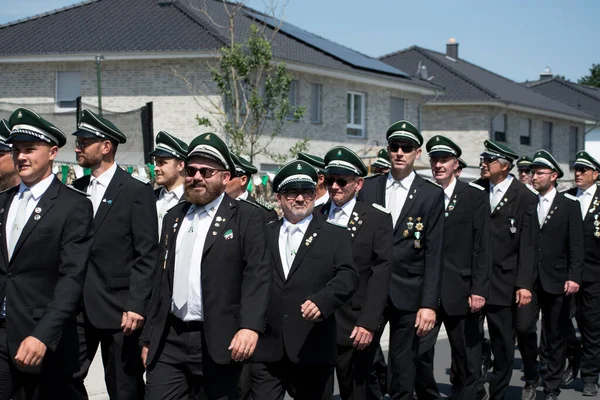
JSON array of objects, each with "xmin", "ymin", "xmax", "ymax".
[
  {"xmin": 347, "ymin": 91, "xmax": 365, "ymax": 137},
  {"xmin": 260, "ymin": 163, "xmax": 280, "ymax": 173},
  {"xmin": 56, "ymin": 71, "xmax": 81, "ymax": 109},
  {"xmin": 492, "ymin": 114, "xmax": 506, "ymax": 142},
  {"xmin": 287, "ymin": 80, "xmax": 298, "ymax": 119},
  {"xmin": 390, "ymin": 97, "xmax": 405, "ymax": 124},
  {"xmin": 519, "ymin": 118, "xmax": 531, "ymax": 145},
  {"xmin": 542, "ymin": 121, "xmax": 553, "ymax": 151},
  {"xmin": 309, "ymin": 83, "xmax": 322, "ymax": 123},
  {"xmin": 569, "ymin": 126, "xmax": 579, "ymax": 165}
]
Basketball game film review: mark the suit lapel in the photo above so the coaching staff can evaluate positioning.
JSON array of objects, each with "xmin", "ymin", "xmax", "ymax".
[
  {"xmin": 377, "ymin": 176, "xmax": 386, "ymax": 206},
  {"xmin": 268, "ymin": 220, "xmax": 286, "ymax": 282},
  {"xmin": 540, "ymin": 194, "xmax": 561, "ymax": 231},
  {"xmin": 348, "ymin": 201, "xmax": 367, "ymax": 241},
  {"xmin": 491, "ymin": 179, "xmax": 518, "ymax": 216},
  {"xmin": 395, "ymin": 175, "xmax": 424, "ymax": 233},
  {"xmin": 583, "ymin": 187, "xmax": 600, "ymax": 225},
  {"xmin": 0, "ymin": 186, "xmax": 19, "ymax": 265},
  {"xmin": 167, "ymin": 203, "xmax": 192, "ymax": 291},
  {"xmin": 92, "ymin": 167, "xmax": 126, "ymax": 234},
  {"xmin": 287, "ymin": 216, "xmax": 322, "ymax": 280},
  {"xmin": 202, "ymin": 195, "xmax": 237, "ymax": 258},
  {"xmin": 444, "ymin": 180, "xmax": 463, "ymax": 220}
]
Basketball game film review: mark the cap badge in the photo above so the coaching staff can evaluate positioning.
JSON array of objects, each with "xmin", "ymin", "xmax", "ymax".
[
  {"xmin": 205, "ymin": 134, "xmax": 211, "ymax": 140},
  {"xmin": 296, "ymin": 163, "xmax": 302, "ymax": 171},
  {"xmin": 402, "ymin": 123, "xmax": 406, "ymax": 128},
  {"xmin": 337, "ymin": 150, "xmax": 342, "ymax": 156},
  {"xmin": 436, "ymin": 137, "xmax": 440, "ymax": 141},
  {"xmin": 17, "ymin": 111, "xmax": 22, "ymax": 118}
]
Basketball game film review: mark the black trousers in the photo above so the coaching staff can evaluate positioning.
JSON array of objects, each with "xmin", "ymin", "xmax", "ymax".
[
  {"xmin": 579, "ymin": 281, "xmax": 600, "ymax": 384},
  {"xmin": 145, "ymin": 315, "xmax": 241, "ymax": 400},
  {"xmin": 0, "ymin": 322, "xmax": 70, "ymax": 400},
  {"xmin": 335, "ymin": 333, "xmax": 382, "ymax": 400},
  {"xmin": 250, "ymin": 358, "xmax": 334, "ymax": 400},
  {"xmin": 367, "ymin": 343, "xmax": 388, "ymax": 398},
  {"xmin": 482, "ymin": 305, "xmax": 515, "ymax": 400},
  {"xmin": 70, "ymin": 312, "xmax": 145, "ymax": 400},
  {"xmin": 415, "ymin": 307, "xmax": 481, "ymax": 400},
  {"xmin": 516, "ymin": 286, "xmax": 571, "ymax": 396}
]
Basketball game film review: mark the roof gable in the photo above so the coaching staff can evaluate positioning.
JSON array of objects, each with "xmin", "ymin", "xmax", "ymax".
[{"xmin": 526, "ymin": 79, "xmax": 600, "ymax": 119}]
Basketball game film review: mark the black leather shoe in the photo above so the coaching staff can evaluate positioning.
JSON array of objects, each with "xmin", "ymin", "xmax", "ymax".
[
  {"xmin": 521, "ymin": 382, "xmax": 537, "ymax": 400},
  {"xmin": 544, "ymin": 393, "xmax": 558, "ymax": 400},
  {"xmin": 560, "ymin": 365, "xmax": 574, "ymax": 386},
  {"xmin": 584, "ymin": 383, "xmax": 599, "ymax": 396}
]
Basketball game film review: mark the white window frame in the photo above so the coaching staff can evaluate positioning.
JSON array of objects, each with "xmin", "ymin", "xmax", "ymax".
[
  {"xmin": 347, "ymin": 91, "xmax": 365, "ymax": 138},
  {"xmin": 390, "ymin": 96, "xmax": 406, "ymax": 124},
  {"xmin": 310, "ymin": 83, "xmax": 322, "ymax": 124},
  {"xmin": 55, "ymin": 71, "xmax": 81, "ymax": 112},
  {"xmin": 287, "ymin": 80, "xmax": 298, "ymax": 120},
  {"xmin": 519, "ymin": 118, "xmax": 531, "ymax": 145}
]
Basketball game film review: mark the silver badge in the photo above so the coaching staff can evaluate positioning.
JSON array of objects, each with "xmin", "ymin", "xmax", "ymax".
[{"xmin": 34, "ymin": 214, "xmax": 41, "ymax": 221}]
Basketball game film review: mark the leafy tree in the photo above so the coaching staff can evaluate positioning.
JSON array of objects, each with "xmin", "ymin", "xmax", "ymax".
[{"xmin": 578, "ymin": 64, "xmax": 600, "ymax": 88}]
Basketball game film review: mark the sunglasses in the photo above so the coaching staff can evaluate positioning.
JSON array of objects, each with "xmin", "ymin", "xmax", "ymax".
[
  {"xmin": 325, "ymin": 176, "xmax": 355, "ymax": 187},
  {"xmin": 518, "ymin": 169, "xmax": 532, "ymax": 174},
  {"xmin": 480, "ymin": 157, "xmax": 500, "ymax": 165},
  {"xmin": 389, "ymin": 143, "xmax": 415, "ymax": 153},
  {"xmin": 281, "ymin": 190, "xmax": 315, "ymax": 200},
  {"xmin": 185, "ymin": 166, "xmax": 225, "ymax": 178},
  {"xmin": 75, "ymin": 138, "xmax": 104, "ymax": 149},
  {"xmin": 574, "ymin": 167, "xmax": 593, "ymax": 174}
]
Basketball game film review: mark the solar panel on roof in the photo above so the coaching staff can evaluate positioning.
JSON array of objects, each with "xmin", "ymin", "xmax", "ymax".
[{"xmin": 245, "ymin": 11, "xmax": 410, "ymax": 78}]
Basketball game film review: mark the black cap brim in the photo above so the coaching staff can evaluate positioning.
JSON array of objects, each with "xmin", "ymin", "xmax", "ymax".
[
  {"xmin": 325, "ymin": 166, "xmax": 357, "ymax": 176},
  {"xmin": 72, "ymin": 129, "xmax": 103, "ymax": 139},
  {"xmin": 149, "ymin": 149, "xmax": 183, "ymax": 159},
  {"xmin": 278, "ymin": 181, "xmax": 316, "ymax": 193},
  {"xmin": 6, "ymin": 132, "xmax": 54, "ymax": 145},
  {"xmin": 428, "ymin": 150, "xmax": 456, "ymax": 158}
]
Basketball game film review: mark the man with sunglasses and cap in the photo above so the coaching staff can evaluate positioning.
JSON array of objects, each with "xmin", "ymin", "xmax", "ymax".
[
  {"xmin": 316, "ymin": 146, "xmax": 392, "ymax": 400},
  {"xmin": 517, "ymin": 156, "xmax": 534, "ymax": 187},
  {"xmin": 412, "ymin": 136, "xmax": 491, "ymax": 400},
  {"xmin": 227, "ymin": 153, "xmax": 277, "ymax": 223},
  {"xmin": 564, "ymin": 151, "xmax": 600, "ymax": 396},
  {"xmin": 517, "ymin": 150, "xmax": 584, "ymax": 400},
  {"xmin": 0, "ymin": 120, "xmax": 20, "ymax": 191},
  {"xmin": 473, "ymin": 140, "xmax": 536, "ymax": 400},
  {"xmin": 297, "ymin": 152, "xmax": 329, "ymax": 206},
  {"xmin": 250, "ymin": 159, "xmax": 357, "ymax": 400},
  {"xmin": 141, "ymin": 132, "xmax": 271, "ymax": 399},
  {"xmin": 149, "ymin": 131, "xmax": 188, "ymax": 233},
  {"xmin": 70, "ymin": 109, "xmax": 159, "ymax": 400},
  {"xmin": 358, "ymin": 120, "xmax": 444, "ymax": 399},
  {"xmin": 0, "ymin": 108, "xmax": 93, "ymax": 399},
  {"xmin": 370, "ymin": 148, "xmax": 391, "ymax": 176}
]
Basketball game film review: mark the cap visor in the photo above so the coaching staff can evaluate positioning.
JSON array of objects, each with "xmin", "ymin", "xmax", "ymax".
[
  {"xmin": 188, "ymin": 151, "xmax": 228, "ymax": 169},
  {"xmin": 72, "ymin": 129, "xmax": 101, "ymax": 139},
  {"xmin": 572, "ymin": 161, "xmax": 596, "ymax": 170},
  {"xmin": 278, "ymin": 182, "xmax": 316, "ymax": 193},
  {"xmin": 389, "ymin": 137, "xmax": 420, "ymax": 147},
  {"xmin": 150, "ymin": 149, "xmax": 180, "ymax": 159},
  {"xmin": 6, "ymin": 132, "xmax": 49, "ymax": 144},
  {"xmin": 428, "ymin": 150, "xmax": 456, "ymax": 158},
  {"xmin": 325, "ymin": 166, "xmax": 356, "ymax": 176}
]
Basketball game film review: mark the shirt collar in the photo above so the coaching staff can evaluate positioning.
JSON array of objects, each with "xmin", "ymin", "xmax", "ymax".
[
  {"xmin": 314, "ymin": 191, "xmax": 329, "ymax": 206},
  {"xmin": 282, "ymin": 213, "xmax": 313, "ymax": 235},
  {"xmin": 162, "ymin": 183, "xmax": 184, "ymax": 200},
  {"xmin": 386, "ymin": 170, "xmax": 415, "ymax": 190},
  {"xmin": 186, "ymin": 192, "xmax": 225, "ymax": 219},
  {"xmin": 331, "ymin": 196, "xmax": 357, "ymax": 217},
  {"xmin": 236, "ymin": 191, "xmax": 249, "ymax": 201},
  {"xmin": 443, "ymin": 176, "xmax": 458, "ymax": 200},
  {"xmin": 490, "ymin": 174, "xmax": 513, "ymax": 194},
  {"xmin": 579, "ymin": 184, "xmax": 598, "ymax": 198},
  {"xmin": 92, "ymin": 163, "xmax": 118, "ymax": 188},
  {"xmin": 539, "ymin": 186, "xmax": 557, "ymax": 204},
  {"xmin": 19, "ymin": 173, "xmax": 55, "ymax": 200}
]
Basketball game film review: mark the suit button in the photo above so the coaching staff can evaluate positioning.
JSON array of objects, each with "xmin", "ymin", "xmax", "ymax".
[
  {"xmin": 6, "ymin": 273, "xmax": 11, "ymax": 278},
  {"xmin": 283, "ymin": 290, "xmax": 288, "ymax": 296},
  {"xmin": 283, "ymin": 314, "xmax": 288, "ymax": 320}
]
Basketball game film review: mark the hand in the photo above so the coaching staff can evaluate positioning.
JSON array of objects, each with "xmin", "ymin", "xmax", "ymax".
[
  {"xmin": 414, "ymin": 308, "xmax": 436, "ymax": 337},
  {"xmin": 228, "ymin": 329, "xmax": 259, "ymax": 362},
  {"xmin": 300, "ymin": 300, "xmax": 322, "ymax": 321},
  {"xmin": 141, "ymin": 345, "xmax": 148, "ymax": 368},
  {"xmin": 469, "ymin": 294, "xmax": 486, "ymax": 313},
  {"xmin": 515, "ymin": 289, "xmax": 532, "ymax": 307},
  {"xmin": 564, "ymin": 280, "xmax": 580, "ymax": 296},
  {"xmin": 15, "ymin": 336, "xmax": 47, "ymax": 367},
  {"xmin": 349, "ymin": 326, "xmax": 374, "ymax": 350},
  {"xmin": 121, "ymin": 311, "xmax": 145, "ymax": 335}
]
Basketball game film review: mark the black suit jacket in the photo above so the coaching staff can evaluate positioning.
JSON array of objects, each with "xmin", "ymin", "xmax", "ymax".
[
  {"xmin": 317, "ymin": 200, "xmax": 392, "ymax": 345},
  {"xmin": 439, "ymin": 180, "xmax": 491, "ymax": 316},
  {"xmin": 567, "ymin": 185, "xmax": 600, "ymax": 283},
  {"xmin": 143, "ymin": 194, "xmax": 272, "ymax": 366},
  {"xmin": 358, "ymin": 173, "xmax": 444, "ymax": 312},
  {"xmin": 0, "ymin": 178, "xmax": 93, "ymax": 373},
  {"xmin": 73, "ymin": 167, "xmax": 159, "ymax": 329},
  {"xmin": 531, "ymin": 191, "xmax": 584, "ymax": 294},
  {"xmin": 252, "ymin": 213, "xmax": 357, "ymax": 364},
  {"xmin": 473, "ymin": 177, "xmax": 537, "ymax": 306}
]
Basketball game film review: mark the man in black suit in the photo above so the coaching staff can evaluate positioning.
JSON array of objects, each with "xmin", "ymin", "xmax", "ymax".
[
  {"xmin": 414, "ymin": 136, "xmax": 491, "ymax": 400},
  {"xmin": 317, "ymin": 146, "xmax": 392, "ymax": 400},
  {"xmin": 250, "ymin": 160, "xmax": 357, "ymax": 400},
  {"xmin": 141, "ymin": 132, "xmax": 271, "ymax": 399},
  {"xmin": 149, "ymin": 131, "xmax": 188, "ymax": 232},
  {"xmin": 472, "ymin": 140, "xmax": 536, "ymax": 400},
  {"xmin": 0, "ymin": 120, "xmax": 20, "ymax": 191},
  {"xmin": 70, "ymin": 109, "xmax": 159, "ymax": 400},
  {"xmin": 227, "ymin": 152, "xmax": 278, "ymax": 223},
  {"xmin": 358, "ymin": 120, "xmax": 444, "ymax": 399},
  {"xmin": 517, "ymin": 150, "xmax": 584, "ymax": 400},
  {"xmin": 0, "ymin": 107, "xmax": 93, "ymax": 399},
  {"xmin": 565, "ymin": 151, "xmax": 600, "ymax": 396}
]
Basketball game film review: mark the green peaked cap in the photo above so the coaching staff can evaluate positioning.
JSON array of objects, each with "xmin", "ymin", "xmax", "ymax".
[
  {"xmin": 0, "ymin": 119, "xmax": 11, "ymax": 151},
  {"xmin": 371, "ymin": 148, "xmax": 391, "ymax": 169},
  {"xmin": 386, "ymin": 120, "xmax": 423, "ymax": 147},
  {"xmin": 187, "ymin": 132, "xmax": 236, "ymax": 175},
  {"xmin": 572, "ymin": 150, "xmax": 600, "ymax": 171},
  {"xmin": 8, "ymin": 107, "xmax": 67, "ymax": 147},
  {"xmin": 149, "ymin": 131, "xmax": 188, "ymax": 160},
  {"xmin": 480, "ymin": 140, "xmax": 518, "ymax": 163},
  {"xmin": 231, "ymin": 152, "xmax": 258, "ymax": 175},
  {"xmin": 458, "ymin": 158, "xmax": 467, "ymax": 169},
  {"xmin": 516, "ymin": 155, "xmax": 533, "ymax": 168},
  {"xmin": 297, "ymin": 152, "xmax": 325, "ymax": 175},
  {"xmin": 73, "ymin": 109, "xmax": 127, "ymax": 144},
  {"xmin": 531, "ymin": 149, "xmax": 564, "ymax": 179},
  {"xmin": 426, "ymin": 135, "xmax": 462, "ymax": 158},
  {"xmin": 324, "ymin": 146, "xmax": 368, "ymax": 177},
  {"xmin": 272, "ymin": 160, "xmax": 318, "ymax": 193}
]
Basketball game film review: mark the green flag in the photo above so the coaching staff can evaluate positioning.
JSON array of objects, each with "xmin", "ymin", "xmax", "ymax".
[
  {"xmin": 83, "ymin": 168, "xmax": 91, "ymax": 176},
  {"xmin": 61, "ymin": 165, "xmax": 69, "ymax": 183}
]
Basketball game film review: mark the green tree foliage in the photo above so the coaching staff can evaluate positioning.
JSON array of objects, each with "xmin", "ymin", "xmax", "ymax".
[{"xmin": 578, "ymin": 64, "xmax": 600, "ymax": 88}]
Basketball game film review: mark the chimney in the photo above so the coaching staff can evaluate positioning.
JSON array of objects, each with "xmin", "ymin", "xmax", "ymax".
[
  {"xmin": 539, "ymin": 66, "xmax": 553, "ymax": 81},
  {"xmin": 446, "ymin": 38, "xmax": 458, "ymax": 59}
]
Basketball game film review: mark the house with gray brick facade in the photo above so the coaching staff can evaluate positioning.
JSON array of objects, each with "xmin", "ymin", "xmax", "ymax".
[
  {"xmin": 381, "ymin": 40, "xmax": 598, "ymax": 177},
  {"xmin": 0, "ymin": 0, "xmax": 439, "ymax": 170}
]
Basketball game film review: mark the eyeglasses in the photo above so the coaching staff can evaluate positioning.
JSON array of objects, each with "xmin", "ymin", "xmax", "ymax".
[
  {"xmin": 574, "ymin": 167, "xmax": 593, "ymax": 174},
  {"xmin": 75, "ymin": 138, "xmax": 103, "ymax": 149},
  {"xmin": 389, "ymin": 143, "xmax": 415, "ymax": 153},
  {"xmin": 518, "ymin": 169, "xmax": 532, "ymax": 175},
  {"xmin": 480, "ymin": 157, "xmax": 500, "ymax": 165},
  {"xmin": 281, "ymin": 190, "xmax": 315, "ymax": 200},
  {"xmin": 185, "ymin": 166, "xmax": 225, "ymax": 178},
  {"xmin": 325, "ymin": 176, "xmax": 355, "ymax": 187}
]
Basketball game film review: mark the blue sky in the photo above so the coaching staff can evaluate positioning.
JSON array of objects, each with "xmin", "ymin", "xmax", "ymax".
[{"xmin": 1, "ymin": 0, "xmax": 597, "ymax": 83}]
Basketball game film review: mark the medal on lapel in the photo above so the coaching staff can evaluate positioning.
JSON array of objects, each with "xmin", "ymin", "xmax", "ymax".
[
  {"xmin": 414, "ymin": 231, "xmax": 422, "ymax": 248},
  {"xmin": 407, "ymin": 217, "xmax": 414, "ymax": 230},
  {"xmin": 509, "ymin": 218, "xmax": 517, "ymax": 234}
]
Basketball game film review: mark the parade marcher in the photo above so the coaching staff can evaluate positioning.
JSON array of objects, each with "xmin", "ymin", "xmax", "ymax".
[
  {"xmin": 370, "ymin": 148, "xmax": 391, "ymax": 175},
  {"xmin": 149, "ymin": 130, "xmax": 188, "ymax": 233},
  {"xmin": 297, "ymin": 152, "xmax": 329, "ymax": 206},
  {"xmin": 250, "ymin": 160, "xmax": 357, "ymax": 400},
  {"xmin": 0, "ymin": 108, "xmax": 93, "ymax": 399},
  {"xmin": 456, "ymin": 158, "xmax": 467, "ymax": 178},
  {"xmin": 565, "ymin": 151, "xmax": 600, "ymax": 396},
  {"xmin": 517, "ymin": 155, "xmax": 534, "ymax": 186},
  {"xmin": 414, "ymin": 136, "xmax": 491, "ymax": 400},
  {"xmin": 474, "ymin": 140, "xmax": 537, "ymax": 400},
  {"xmin": 317, "ymin": 146, "xmax": 392, "ymax": 400},
  {"xmin": 358, "ymin": 120, "xmax": 444, "ymax": 399},
  {"xmin": 517, "ymin": 150, "xmax": 584, "ymax": 400},
  {"xmin": 227, "ymin": 152, "xmax": 277, "ymax": 223},
  {"xmin": 141, "ymin": 132, "xmax": 271, "ymax": 399},
  {"xmin": 70, "ymin": 109, "xmax": 159, "ymax": 400},
  {"xmin": 0, "ymin": 120, "xmax": 20, "ymax": 191}
]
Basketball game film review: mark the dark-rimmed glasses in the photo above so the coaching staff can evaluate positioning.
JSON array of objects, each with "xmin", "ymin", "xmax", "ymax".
[
  {"xmin": 185, "ymin": 166, "xmax": 225, "ymax": 179},
  {"xmin": 389, "ymin": 143, "xmax": 415, "ymax": 153},
  {"xmin": 75, "ymin": 138, "xmax": 104, "ymax": 149},
  {"xmin": 325, "ymin": 176, "xmax": 355, "ymax": 188},
  {"xmin": 281, "ymin": 190, "xmax": 315, "ymax": 200}
]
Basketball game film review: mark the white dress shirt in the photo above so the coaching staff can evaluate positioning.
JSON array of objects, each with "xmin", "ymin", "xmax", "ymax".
[
  {"xmin": 385, "ymin": 171, "xmax": 415, "ymax": 221},
  {"xmin": 537, "ymin": 186, "xmax": 557, "ymax": 227},
  {"xmin": 314, "ymin": 192, "xmax": 330, "ymax": 207},
  {"xmin": 279, "ymin": 214, "xmax": 312, "ymax": 278},
  {"xmin": 327, "ymin": 197, "xmax": 356, "ymax": 227},
  {"xmin": 489, "ymin": 174, "xmax": 513, "ymax": 209},
  {"xmin": 86, "ymin": 163, "xmax": 118, "ymax": 214},
  {"xmin": 236, "ymin": 191, "xmax": 249, "ymax": 200},
  {"xmin": 171, "ymin": 192, "xmax": 224, "ymax": 321},
  {"xmin": 156, "ymin": 184, "xmax": 184, "ymax": 232},
  {"xmin": 577, "ymin": 184, "xmax": 597, "ymax": 219},
  {"xmin": 443, "ymin": 177, "xmax": 458, "ymax": 210}
]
